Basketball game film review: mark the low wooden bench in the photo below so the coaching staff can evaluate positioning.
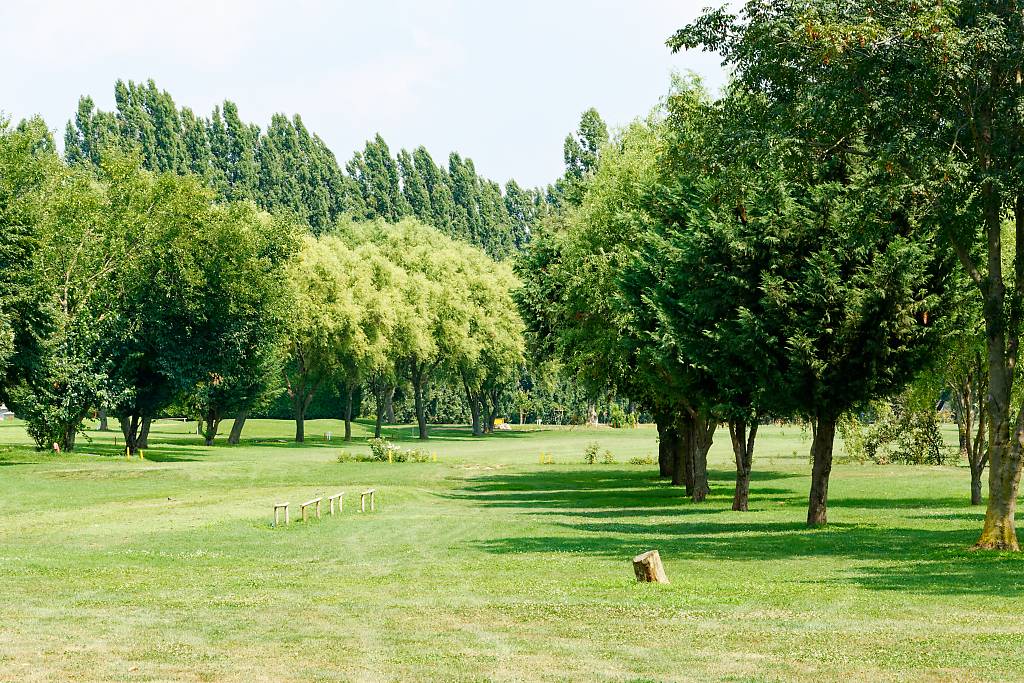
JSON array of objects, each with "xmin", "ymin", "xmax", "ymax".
[
  {"xmin": 273, "ymin": 502, "xmax": 290, "ymax": 526},
  {"xmin": 300, "ymin": 497, "xmax": 322, "ymax": 522},
  {"xmin": 328, "ymin": 492, "xmax": 345, "ymax": 515},
  {"xmin": 360, "ymin": 489, "xmax": 376, "ymax": 512}
]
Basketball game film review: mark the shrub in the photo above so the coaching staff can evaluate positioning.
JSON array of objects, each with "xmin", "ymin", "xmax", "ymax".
[
  {"xmin": 608, "ymin": 404, "xmax": 627, "ymax": 428},
  {"xmin": 364, "ymin": 437, "xmax": 433, "ymax": 463},
  {"xmin": 628, "ymin": 455, "xmax": 655, "ymax": 466},
  {"xmin": 839, "ymin": 396, "xmax": 953, "ymax": 465},
  {"xmin": 584, "ymin": 442, "xmax": 600, "ymax": 464},
  {"xmin": 601, "ymin": 449, "xmax": 616, "ymax": 464}
]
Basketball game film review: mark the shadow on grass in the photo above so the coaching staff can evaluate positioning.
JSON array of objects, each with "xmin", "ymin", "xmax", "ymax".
[
  {"xmin": 455, "ymin": 467, "xmax": 1024, "ymax": 595},
  {"xmin": 76, "ymin": 443, "xmax": 203, "ymax": 462}
]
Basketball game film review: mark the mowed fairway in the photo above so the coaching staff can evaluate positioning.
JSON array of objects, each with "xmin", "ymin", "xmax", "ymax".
[{"xmin": 0, "ymin": 419, "xmax": 1022, "ymax": 682}]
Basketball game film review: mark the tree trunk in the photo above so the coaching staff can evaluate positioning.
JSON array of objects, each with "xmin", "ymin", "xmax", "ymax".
[
  {"xmin": 98, "ymin": 407, "xmax": 109, "ymax": 432},
  {"xmin": 138, "ymin": 416, "xmax": 152, "ymax": 449},
  {"xmin": 586, "ymin": 401, "xmax": 598, "ymax": 425},
  {"xmin": 486, "ymin": 389, "xmax": 502, "ymax": 432},
  {"xmin": 120, "ymin": 414, "xmax": 142, "ymax": 455},
  {"xmin": 971, "ymin": 464, "xmax": 984, "ymax": 506},
  {"xmin": 373, "ymin": 386, "xmax": 385, "ymax": 438},
  {"xmin": 412, "ymin": 365, "xmax": 429, "ymax": 440},
  {"xmin": 673, "ymin": 414, "xmax": 693, "ymax": 493},
  {"xmin": 970, "ymin": 185, "xmax": 1022, "ymax": 549},
  {"xmin": 295, "ymin": 405, "xmax": 306, "ymax": 443},
  {"xmin": 343, "ymin": 384, "xmax": 354, "ymax": 441},
  {"xmin": 385, "ymin": 385, "xmax": 396, "ymax": 423},
  {"xmin": 689, "ymin": 410, "xmax": 714, "ymax": 503},
  {"xmin": 462, "ymin": 374, "xmax": 483, "ymax": 437},
  {"xmin": 656, "ymin": 415, "xmax": 674, "ymax": 479},
  {"xmin": 62, "ymin": 422, "xmax": 77, "ymax": 452},
  {"xmin": 729, "ymin": 417, "xmax": 758, "ymax": 512},
  {"xmin": 632, "ymin": 550, "xmax": 670, "ymax": 584},
  {"xmin": 227, "ymin": 409, "xmax": 248, "ymax": 445},
  {"xmin": 202, "ymin": 409, "xmax": 221, "ymax": 446},
  {"xmin": 807, "ymin": 413, "xmax": 837, "ymax": 526}
]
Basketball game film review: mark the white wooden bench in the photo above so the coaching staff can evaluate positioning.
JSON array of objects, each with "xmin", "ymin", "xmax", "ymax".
[{"xmin": 360, "ymin": 489, "xmax": 376, "ymax": 512}]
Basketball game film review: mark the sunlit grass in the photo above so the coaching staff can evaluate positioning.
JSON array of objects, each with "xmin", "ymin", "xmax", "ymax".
[{"xmin": 0, "ymin": 418, "xmax": 1019, "ymax": 681}]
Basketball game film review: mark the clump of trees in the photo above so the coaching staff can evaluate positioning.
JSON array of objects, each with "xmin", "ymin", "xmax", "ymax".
[
  {"xmin": 520, "ymin": 80, "xmax": 947, "ymax": 525},
  {"xmin": 1, "ymin": 109, "xmax": 527, "ymax": 451},
  {"xmin": 281, "ymin": 218, "xmax": 524, "ymax": 442}
]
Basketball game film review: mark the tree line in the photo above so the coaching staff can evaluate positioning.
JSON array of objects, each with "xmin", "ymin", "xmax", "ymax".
[
  {"xmin": 64, "ymin": 79, "xmax": 546, "ymax": 258},
  {"xmin": 520, "ymin": 0, "xmax": 1024, "ymax": 551},
  {"xmin": 0, "ymin": 115, "xmax": 525, "ymax": 453}
]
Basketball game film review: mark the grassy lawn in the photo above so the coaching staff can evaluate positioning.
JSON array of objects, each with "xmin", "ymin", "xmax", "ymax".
[{"xmin": 0, "ymin": 418, "xmax": 1022, "ymax": 681}]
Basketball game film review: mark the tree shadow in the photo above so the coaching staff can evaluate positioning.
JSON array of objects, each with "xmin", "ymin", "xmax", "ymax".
[
  {"xmin": 455, "ymin": 467, "xmax": 1024, "ymax": 596},
  {"xmin": 76, "ymin": 443, "xmax": 202, "ymax": 462}
]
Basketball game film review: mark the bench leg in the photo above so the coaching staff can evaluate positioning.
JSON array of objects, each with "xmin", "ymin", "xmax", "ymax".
[
  {"xmin": 370, "ymin": 493, "xmax": 375, "ymax": 511},
  {"xmin": 285, "ymin": 506, "xmax": 289, "ymax": 525},
  {"xmin": 316, "ymin": 500, "xmax": 321, "ymax": 519},
  {"xmin": 274, "ymin": 508, "xmax": 279, "ymax": 526}
]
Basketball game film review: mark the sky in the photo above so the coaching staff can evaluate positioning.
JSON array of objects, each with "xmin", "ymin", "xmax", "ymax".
[{"xmin": 0, "ymin": 1, "xmax": 728, "ymax": 188}]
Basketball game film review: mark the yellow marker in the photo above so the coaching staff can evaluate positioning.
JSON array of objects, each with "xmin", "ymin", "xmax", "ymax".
[
  {"xmin": 432, "ymin": 452, "xmax": 437, "ymax": 462},
  {"xmin": 126, "ymin": 446, "xmax": 130, "ymax": 460},
  {"xmin": 387, "ymin": 450, "xmax": 393, "ymax": 463},
  {"xmin": 539, "ymin": 452, "xmax": 544, "ymax": 464},
  {"xmin": 140, "ymin": 450, "xmax": 145, "ymax": 461}
]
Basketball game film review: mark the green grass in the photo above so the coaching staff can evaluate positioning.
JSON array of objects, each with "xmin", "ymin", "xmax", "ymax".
[{"xmin": 0, "ymin": 418, "xmax": 1022, "ymax": 681}]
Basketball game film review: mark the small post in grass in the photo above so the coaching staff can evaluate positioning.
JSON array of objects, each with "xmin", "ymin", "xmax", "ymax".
[
  {"xmin": 632, "ymin": 550, "xmax": 669, "ymax": 584},
  {"xmin": 273, "ymin": 502, "xmax": 290, "ymax": 526},
  {"xmin": 360, "ymin": 489, "xmax": 376, "ymax": 512},
  {"xmin": 328, "ymin": 492, "xmax": 344, "ymax": 514}
]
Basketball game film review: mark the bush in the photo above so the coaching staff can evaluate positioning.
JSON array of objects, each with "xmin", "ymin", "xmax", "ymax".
[
  {"xmin": 839, "ymin": 396, "xmax": 952, "ymax": 465},
  {"xmin": 628, "ymin": 455, "xmax": 655, "ymax": 466},
  {"xmin": 608, "ymin": 404, "xmax": 627, "ymax": 428},
  {"xmin": 601, "ymin": 449, "xmax": 616, "ymax": 464},
  {"xmin": 584, "ymin": 442, "xmax": 600, "ymax": 464},
  {"xmin": 363, "ymin": 437, "xmax": 433, "ymax": 463}
]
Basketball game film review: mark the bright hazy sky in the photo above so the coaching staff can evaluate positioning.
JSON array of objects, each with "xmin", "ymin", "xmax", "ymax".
[{"xmin": 1, "ymin": 1, "xmax": 728, "ymax": 188}]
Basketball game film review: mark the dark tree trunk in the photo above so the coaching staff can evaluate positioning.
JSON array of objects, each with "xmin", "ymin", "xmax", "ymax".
[
  {"xmin": 227, "ymin": 409, "xmax": 248, "ymax": 445},
  {"xmin": 689, "ymin": 410, "xmax": 714, "ymax": 503},
  {"xmin": 120, "ymin": 414, "xmax": 142, "ymax": 455},
  {"xmin": 729, "ymin": 417, "xmax": 758, "ymax": 512},
  {"xmin": 98, "ymin": 407, "xmax": 109, "ymax": 432},
  {"xmin": 462, "ymin": 373, "xmax": 483, "ymax": 436},
  {"xmin": 412, "ymin": 364, "xmax": 429, "ymax": 440},
  {"xmin": 807, "ymin": 413, "xmax": 837, "ymax": 526},
  {"xmin": 62, "ymin": 423, "xmax": 77, "ymax": 452},
  {"xmin": 672, "ymin": 414, "xmax": 691, "ymax": 490},
  {"xmin": 343, "ymin": 384, "xmax": 354, "ymax": 441},
  {"xmin": 138, "ymin": 416, "xmax": 152, "ymax": 449},
  {"xmin": 373, "ymin": 385, "xmax": 385, "ymax": 438},
  {"xmin": 295, "ymin": 405, "xmax": 306, "ymax": 443},
  {"xmin": 385, "ymin": 385, "xmax": 396, "ymax": 423},
  {"xmin": 656, "ymin": 415, "xmax": 674, "ymax": 479},
  {"xmin": 971, "ymin": 465, "xmax": 984, "ymax": 506},
  {"xmin": 486, "ymin": 388, "xmax": 502, "ymax": 432},
  {"xmin": 202, "ymin": 409, "xmax": 221, "ymax": 446}
]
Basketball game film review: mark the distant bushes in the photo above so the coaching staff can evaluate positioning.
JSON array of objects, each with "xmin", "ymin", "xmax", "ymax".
[{"xmin": 839, "ymin": 397, "xmax": 952, "ymax": 465}]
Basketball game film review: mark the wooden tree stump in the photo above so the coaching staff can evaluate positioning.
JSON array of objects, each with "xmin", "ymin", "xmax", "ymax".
[{"xmin": 633, "ymin": 550, "xmax": 669, "ymax": 584}]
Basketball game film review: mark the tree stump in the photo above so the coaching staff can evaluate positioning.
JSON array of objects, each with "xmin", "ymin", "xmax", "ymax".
[{"xmin": 633, "ymin": 550, "xmax": 669, "ymax": 584}]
